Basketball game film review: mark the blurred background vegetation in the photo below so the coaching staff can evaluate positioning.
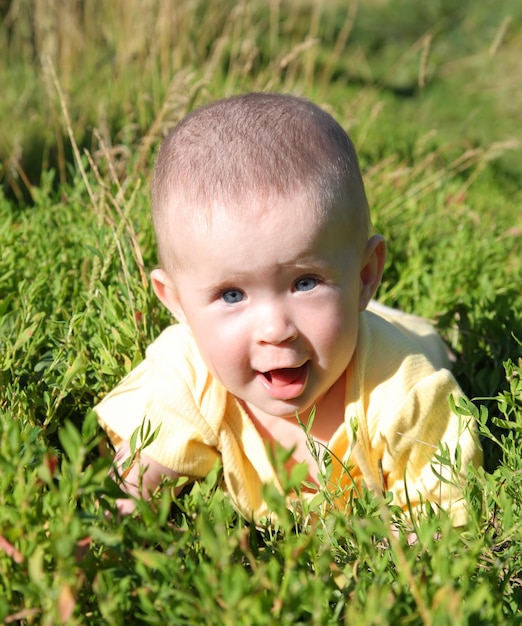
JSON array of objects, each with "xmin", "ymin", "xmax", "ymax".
[
  {"xmin": 1, "ymin": 0, "xmax": 521, "ymax": 463},
  {"xmin": 1, "ymin": 0, "xmax": 521, "ymax": 204},
  {"xmin": 1, "ymin": 2, "xmax": 522, "ymax": 623}
]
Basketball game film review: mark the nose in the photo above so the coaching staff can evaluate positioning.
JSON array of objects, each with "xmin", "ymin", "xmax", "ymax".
[{"xmin": 253, "ymin": 301, "xmax": 298, "ymax": 345}]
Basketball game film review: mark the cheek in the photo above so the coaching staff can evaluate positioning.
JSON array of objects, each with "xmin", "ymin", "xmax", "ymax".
[
  {"xmin": 309, "ymin": 293, "xmax": 355, "ymax": 329},
  {"xmin": 192, "ymin": 317, "xmax": 249, "ymax": 373},
  {"xmin": 308, "ymin": 300, "xmax": 358, "ymax": 352}
]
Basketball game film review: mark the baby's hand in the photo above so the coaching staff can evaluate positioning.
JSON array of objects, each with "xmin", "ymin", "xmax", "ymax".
[{"xmin": 112, "ymin": 442, "xmax": 185, "ymax": 514}]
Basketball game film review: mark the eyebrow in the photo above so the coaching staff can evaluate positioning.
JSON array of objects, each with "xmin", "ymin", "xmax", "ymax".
[{"xmin": 197, "ymin": 258, "xmax": 337, "ymax": 292}]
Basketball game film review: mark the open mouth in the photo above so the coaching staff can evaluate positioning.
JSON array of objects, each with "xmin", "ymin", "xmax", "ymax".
[
  {"xmin": 262, "ymin": 365, "xmax": 307, "ymax": 386},
  {"xmin": 258, "ymin": 363, "xmax": 309, "ymax": 400}
]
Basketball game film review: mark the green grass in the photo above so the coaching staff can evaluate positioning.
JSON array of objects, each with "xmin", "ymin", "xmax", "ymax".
[{"xmin": 1, "ymin": 0, "xmax": 522, "ymax": 623}]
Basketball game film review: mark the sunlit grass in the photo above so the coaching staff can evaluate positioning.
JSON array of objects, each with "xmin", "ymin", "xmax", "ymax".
[{"xmin": 1, "ymin": 0, "xmax": 521, "ymax": 623}]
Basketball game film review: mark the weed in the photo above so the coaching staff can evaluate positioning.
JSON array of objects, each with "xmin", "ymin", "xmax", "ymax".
[{"xmin": 1, "ymin": 1, "xmax": 521, "ymax": 623}]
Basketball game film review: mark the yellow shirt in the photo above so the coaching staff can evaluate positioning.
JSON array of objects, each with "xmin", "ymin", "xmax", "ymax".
[{"xmin": 95, "ymin": 307, "xmax": 482, "ymax": 526}]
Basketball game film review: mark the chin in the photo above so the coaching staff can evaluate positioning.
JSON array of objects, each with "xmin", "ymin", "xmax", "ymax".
[
  {"xmin": 241, "ymin": 391, "xmax": 317, "ymax": 422},
  {"xmin": 269, "ymin": 400, "xmax": 315, "ymax": 421}
]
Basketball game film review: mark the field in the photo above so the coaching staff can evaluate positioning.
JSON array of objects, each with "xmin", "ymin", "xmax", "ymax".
[{"xmin": 1, "ymin": 0, "xmax": 522, "ymax": 623}]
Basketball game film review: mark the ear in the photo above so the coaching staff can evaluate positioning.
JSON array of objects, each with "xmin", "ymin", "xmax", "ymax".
[
  {"xmin": 359, "ymin": 234, "xmax": 386, "ymax": 311},
  {"xmin": 150, "ymin": 268, "xmax": 187, "ymax": 324}
]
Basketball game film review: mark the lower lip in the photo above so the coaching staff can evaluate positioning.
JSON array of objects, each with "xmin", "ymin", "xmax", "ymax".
[{"xmin": 257, "ymin": 364, "xmax": 309, "ymax": 401}]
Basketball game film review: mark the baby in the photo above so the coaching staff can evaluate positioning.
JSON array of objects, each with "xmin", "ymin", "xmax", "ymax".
[{"xmin": 95, "ymin": 93, "xmax": 482, "ymax": 525}]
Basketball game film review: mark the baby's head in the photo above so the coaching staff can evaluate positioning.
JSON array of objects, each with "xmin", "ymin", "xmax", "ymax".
[
  {"xmin": 152, "ymin": 93, "xmax": 371, "ymax": 275},
  {"xmin": 150, "ymin": 93, "xmax": 385, "ymax": 423}
]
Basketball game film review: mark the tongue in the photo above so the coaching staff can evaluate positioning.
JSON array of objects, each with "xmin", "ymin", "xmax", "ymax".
[
  {"xmin": 266, "ymin": 365, "xmax": 306, "ymax": 387},
  {"xmin": 259, "ymin": 364, "xmax": 308, "ymax": 400}
]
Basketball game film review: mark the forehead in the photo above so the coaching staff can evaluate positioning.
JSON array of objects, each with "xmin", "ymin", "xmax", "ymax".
[{"xmin": 165, "ymin": 190, "xmax": 361, "ymax": 278}]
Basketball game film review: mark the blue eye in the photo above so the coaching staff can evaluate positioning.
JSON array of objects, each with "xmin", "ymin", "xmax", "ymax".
[
  {"xmin": 294, "ymin": 276, "xmax": 318, "ymax": 292},
  {"xmin": 221, "ymin": 289, "xmax": 245, "ymax": 304}
]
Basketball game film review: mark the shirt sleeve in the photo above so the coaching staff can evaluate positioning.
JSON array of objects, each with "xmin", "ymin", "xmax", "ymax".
[
  {"xmin": 94, "ymin": 325, "xmax": 222, "ymax": 479},
  {"xmin": 94, "ymin": 324, "xmax": 288, "ymax": 521},
  {"xmin": 374, "ymin": 368, "xmax": 482, "ymax": 526},
  {"xmin": 333, "ymin": 312, "xmax": 483, "ymax": 527},
  {"xmin": 367, "ymin": 300, "xmax": 454, "ymax": 371}
]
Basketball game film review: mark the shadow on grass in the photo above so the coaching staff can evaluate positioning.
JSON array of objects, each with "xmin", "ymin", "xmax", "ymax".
[
  {"xmin": 2, "ymin": 130, "xmax": 82, "ymax": 208},
  {"xmin": 439, "ymin": 289, "xmax": 522, "ymax": 473}
]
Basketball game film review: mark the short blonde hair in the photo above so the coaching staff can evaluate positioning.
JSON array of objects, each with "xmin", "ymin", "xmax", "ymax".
[{"xmin": 152, "ymin": 93, "xmax": 370, "ymax": 271}]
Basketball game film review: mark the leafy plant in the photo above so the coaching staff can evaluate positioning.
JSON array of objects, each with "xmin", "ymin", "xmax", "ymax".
[{"xmin": 1, "ymin": 1, "xmax": 521, "ymax": 623}]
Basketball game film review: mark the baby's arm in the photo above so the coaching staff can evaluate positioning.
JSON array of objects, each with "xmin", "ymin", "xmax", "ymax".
[{"xmin": 112, "ymin": 442, "xmax": 187, "ymax": 515}]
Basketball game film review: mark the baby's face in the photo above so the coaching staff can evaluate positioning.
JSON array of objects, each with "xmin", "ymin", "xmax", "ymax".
[{"xmin": 157, "ymin": 193, "xmax": 376, "ymax": 424}]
